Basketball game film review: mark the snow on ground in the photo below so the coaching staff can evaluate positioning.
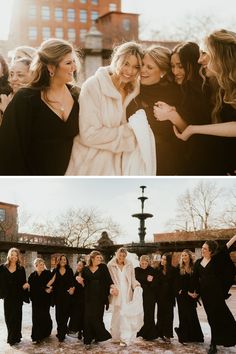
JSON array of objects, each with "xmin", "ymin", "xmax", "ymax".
[{"xmin": 0, "ymin": 288, "xmax": 236, "ymax": 354}]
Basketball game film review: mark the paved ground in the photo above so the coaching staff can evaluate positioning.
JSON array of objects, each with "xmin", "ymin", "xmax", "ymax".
[{"xmin": 0, "ymin": 288, "xmax": 236, "ymax": 354}]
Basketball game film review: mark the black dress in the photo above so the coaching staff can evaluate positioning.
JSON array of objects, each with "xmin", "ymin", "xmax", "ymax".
[
  {"xmin": 178, "ymin": 82, "xmax": 212, "ymax": 175},
  {"xmin": 127, "ymin": 78, "xmax": 186, "ymax": 175},
  {"xmin": 0, "ymin": 86, "xmax": 79, "ymax": 175},
  {"xmin": 1, "ymin": 265, "xmax": 29, "ymax": 345},
  {"xmin": 82, "ymin": 263, "xmax": 112, "ymax": 345},
  {"xmin": 28, "ymin": 269, "xmax": 53, "ymax": 342},
  {"xmin": 194, "ymin": 246, "xmax": 236, "ymax": 347},
  {"xmin": 135, "ymin": 266, "xmax": 157, "ymax": 340},
  {"xmin": 52, "ymin": 267, "xmax": 75, "ymax": 341},
  {"xmin": 214, "ymin": 103, "xmax": 236, "ymax": 175},
  {"xmin": 175, "ymin": 269, "xmax": 204, "ymax": 343},
  {"xmin": 155, "ymin": 266, "xmax": 177, "ymax": 338},
  {"xmin": 68, "ymin": 270, "xmax": 85, "ymax": 336}
]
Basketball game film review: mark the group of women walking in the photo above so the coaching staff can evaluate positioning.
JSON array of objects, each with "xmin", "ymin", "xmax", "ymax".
[
  {"xmin": 0, "ymin": 28, "xmax": 236, "ymax": 175},
  {"xmin": 0, "ymin": 235, "xmax": 235, "ymax": 353}
]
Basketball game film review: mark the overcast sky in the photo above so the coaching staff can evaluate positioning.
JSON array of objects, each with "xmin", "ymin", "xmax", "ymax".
[
  {"xmin": 0, "ymin": 177, "xmax": 235, "ymax": 244},
  {"xmin": 0, "ymin": 0, "xmax": 235, "ymax": 40}
]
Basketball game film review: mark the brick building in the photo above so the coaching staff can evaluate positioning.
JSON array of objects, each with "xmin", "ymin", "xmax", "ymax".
[
  {"xmin": 0, "ymin": 201, "xmax": 19, "ymax": 241},
  {"xmin": 8, "ymin": 0, "xmax": 139, "ymax": 51}
]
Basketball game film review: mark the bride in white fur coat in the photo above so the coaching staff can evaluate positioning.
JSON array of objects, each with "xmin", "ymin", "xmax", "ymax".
[{"xmin": 66, "ymin": 41, "xmax": 156, "ymax": 176}]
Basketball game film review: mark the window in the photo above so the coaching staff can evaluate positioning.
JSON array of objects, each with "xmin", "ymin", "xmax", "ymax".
[
  {"xmin": 0, "ymin": 209, "xmax": 6, "ymax": 222},
  {"xmin": 42, "ymin": 27, "xmax": 51, "ymax": 40},
  {"xmin": 68, "ymin": 0, "xmax": 74, "ymax": 2},
  {"xmin": 68, "ymin": 28, "xmax": 76, "ymax": 42},
  {"xmin": 80, "ymin": 29, "xmax": 87, "ymax": 42},
  {"xmin": 55, "ymin": 7, "xmax": 63, "ymax": 21},
  {"xmin": 67, "ymin": 8, "xmax": 75, "ymax": 22},
  {"xmin": 55, "ymin": 27, "xmax": 64, "ymax": 39},
  {"xmin": 29, "ymin": 4, "xmax": 36, "ymax": 19},
  {"xmin": 123, "ymin": 18, "xmax": 131, "ymax": 31},
  {"xmin": 92, "ymin": 0, "xmax": 98, "ymax": 4},
  {"xmin": 91, "ymin": 11, "xmax": 98, "ymax": 20},
  {"xmin": 109, "ymin": 3, "xmax": 117, "ymax": 11},
  {"xmin": 80, "ymin": 9, "xmax": 87, "ymax": 23},
  {"xmin": 41, "ymin": 6, "xmax": 50, "ymax": 20},
  {"xmin": 28, "ymin": 26, "xmax": 37, "ymax": 40},
  {"xmin": 80, "ymin": 0, "xmax": 87, "ymax": 3}
]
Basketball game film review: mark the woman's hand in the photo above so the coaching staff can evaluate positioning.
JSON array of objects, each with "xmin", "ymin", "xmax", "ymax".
[
  {"xmin": 110, "ymin": 285, "xmax": 119, "ymax": 296},
  {"xmin": 188, "ymin": 291, "xmax": 198, "ymax": 299},
  {"xmin": 173, "ymin": 125, "xmax": 194, "ymax": 141},
  {"xmin": 45, "ymin": 286, "xmax": 53, "ymax": 294},
  {"xmin": 154, "ymin": 101, "xmax": 176, "ymax": 122},
  {"xmin": 67, "ymin": 287, "xmax": 75, "ymax": 295},
  {"xmin": 23, "ymin": 282, "xmax": 30, "ymax": 290},
  {"xmin": 0, "ymin": 94, "xmax": 13, "ymax": 113},
  {"xmin": 76, "ymin": 275, "xmax": 84, "ymax": 286}
]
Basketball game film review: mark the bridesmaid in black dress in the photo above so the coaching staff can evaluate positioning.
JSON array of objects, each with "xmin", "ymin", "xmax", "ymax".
[
  {"xmin": 49, "ymin": 254, "xmax": 75, "ymax": 342},
  {"xmin": 68, "ymin": 260, "xmax": 86, "ymax": 339},
  {"xmin": 77, "ymin": 251, "xmax": 112, "ymax": 349},
  {"xmin": 194, "ymin": 235, "xmax": 236, "ymax": 354},
  {"xmin": 1, "ymin": 248, "xmax": 29, "ymax": 346},
  {"xmin": 28, "ymin": 257, "xmax": 53, "ymax": 343},
  {"xmin": 174, "ymin": 249, "xmax": 204, "ymax": 344},
  {"xmin": 155, "ymin": 253, "xmax": 177, "ymax": 343},
  {"xmin": 135, "ymin": 255, "xmax": 157, "ymax": 340},
  {"xmin": 0, "ymin": 38, "xmax": 80, "ymax": 175}
]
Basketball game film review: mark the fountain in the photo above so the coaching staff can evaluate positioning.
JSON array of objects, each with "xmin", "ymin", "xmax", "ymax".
[
  {"xmin": 132, "ymin": 186, "xmax": 153, "ymax": 244},
  {"xmin": 125, "ymin": 186, "xmax": 157, "ymax": 256}
]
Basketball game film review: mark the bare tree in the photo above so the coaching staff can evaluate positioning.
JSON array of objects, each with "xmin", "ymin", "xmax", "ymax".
[
  {"xmin": 167, "ymin": 181, "xmax": 223, "ymax": 232},
  {"xmin": 220, "ymin": 185, "xmax": 236, "ymax": 227},
  {"xmin": 149, "ymin": 15, "xmax": 232, "ymax": 42},
  {"xmin": 24, "ymin": 207, "xmax": 121, "ymax": 248}
]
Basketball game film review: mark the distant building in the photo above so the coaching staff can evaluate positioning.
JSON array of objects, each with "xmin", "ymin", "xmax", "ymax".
[
  {"xmin": 7, "ymin": 0, "xmax": 138, "ymax": 50},
  {"xmin": 0, "ymin": 201, "xmax": 65, "ymax": 245},
  {"xmin": 0, "ymin": 201, "xmax": 19, "ymax": 241},
  {"xmin": 154, "ymin": 228, "xmax": 236, "ymax": 266}
]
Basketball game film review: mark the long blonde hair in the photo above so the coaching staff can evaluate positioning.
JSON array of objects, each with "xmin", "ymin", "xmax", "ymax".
[
  {"xmin": 145, "ymin": 45, "xmax": 171, "ymax": 80},
  {"xmin": 205, "ymin": 29, "xmax": 236, "ymax": 121},
  {"xmin": 5, "ymin": 247, "xmax": 22, "ymax": 267},
  {"xmin": 179, "ymin": 249, "xmax": 194, "ymax": 275},
  {"xmin": 110, "ymin": 41, "xmax": 143, "ymax": 94},
  {"xmin": 28, "ymin": 38, "xmax": 81, "ymax": 91},
  {"xmin": 87, "ymin": 250, "xmax": 102, "ymax": 267}
]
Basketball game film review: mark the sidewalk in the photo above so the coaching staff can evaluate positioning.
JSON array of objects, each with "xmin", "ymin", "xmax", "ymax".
[{"xmin": 0, "ymin": 288, "xmax": 235, "ymax": 354}]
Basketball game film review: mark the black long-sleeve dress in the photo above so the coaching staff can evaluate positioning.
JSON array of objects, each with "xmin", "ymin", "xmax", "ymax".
[
  {"xmin": 135, "ymin": 266, "xmax": 157, "ymax": 340},
  {"xmin": 68, "ymin": 270, "xmax": 85, "ymax": 337},
  {"xmin": 194, "ymin": 246, "xmax": 236, "ymax": 347},
  {"xmin": 175, "ymin": 269, "xmax": 204, "ymax": 343},
  {"xmin": 155, "ymin": 266, "xmax": 177, "ymax": 339},
  {"xmin": 0, "ymin": 86, "xmax": 79, "ymax": 175},
  {"xmin": 82, "ymin": 263, "xmax": 113, "ymax": 345},
  {"xmin": 52, "ymin": 267, "xmax": 75, "ymax": 341},
  {"xmin": 178, "ymin": 81, "xmax": 212, "ymax": 175},
  {"xmin": 28, "ymin": 269, "xmax": 53, "ymax": 342},
  {"xmin": 127, "ymin": 78, "xmax": 186, "ymax": 175},
  {"xmin": 1, "ymin": 265, "xmax": 29, "ymax": 345}
]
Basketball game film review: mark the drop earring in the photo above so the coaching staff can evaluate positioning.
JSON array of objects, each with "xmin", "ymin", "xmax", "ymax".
[{"xmin": 49, "ymin": 71, "xmax": 54, "ymax": 77}]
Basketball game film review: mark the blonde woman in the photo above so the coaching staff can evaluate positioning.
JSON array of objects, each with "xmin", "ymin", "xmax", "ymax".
[
  {"xmin": 126, "ymin": 45, "xmax": 185, "ymax": 175},
  {"xmin": 175, "ymin": 250, "xmax": 203, "ymax": 344},
  {"xmin": 28, "ymin": 258, "xmax": 53, "ymax": 344},
  {"xmin": 66, "ymin": 41, "xmax": 144, "ymax": 176},
  {"xmin": 0, "ymin": 38, "xmax": 80, "ymax": 175},
  {"xmin": 107, "ymin": 248, "xmax": 141, "ymax": 346},
  {"xmin": 77, "ymin": 251, "xmax": 113, "ymax": 349},
  {"xmin": 135, "ymin": 255, "xmax": 157, "ymax": 340},
  {"xmin": 0, "ymin": 248, "xmax": 29, "ymax": 346}
]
